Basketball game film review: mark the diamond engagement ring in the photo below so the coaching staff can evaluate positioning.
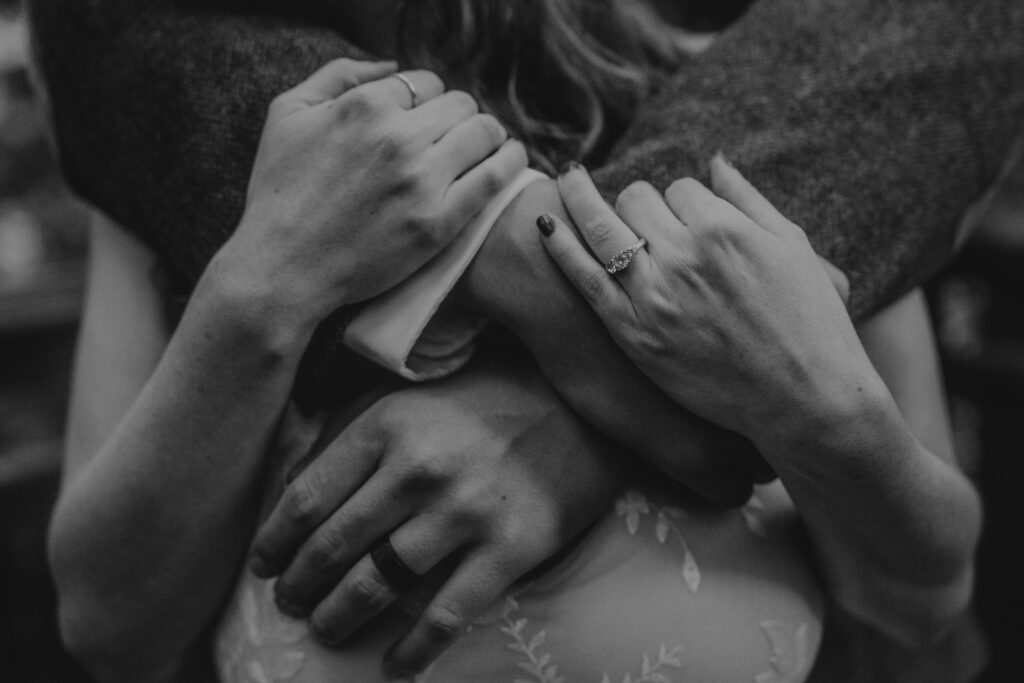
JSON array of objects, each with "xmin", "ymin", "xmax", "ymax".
[{"xmin": 604, "ymin": 238, "xmax": 648, "ymax": 274}]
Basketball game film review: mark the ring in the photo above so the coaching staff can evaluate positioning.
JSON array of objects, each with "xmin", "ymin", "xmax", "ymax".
[
  {"xmin": 369, "ymin": 539, "xmax": 421, "ymax": 593},
  {"xmin": 604, "ymin": 238, "xmax": 648, "ymax": 274},
  {"xmin": 392, "ymin": 73, "xmax": 420, "ymax": 108}
]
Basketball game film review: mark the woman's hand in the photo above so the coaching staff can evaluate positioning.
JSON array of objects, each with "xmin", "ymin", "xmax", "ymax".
[
  {"xmin": 247, "ymin": 356, "xmax": 624, "ymax": 676},
  {"xmin": 537, "ymin": 156, "xmax": 869, "ymax": 448},
  {"xmin": 217, "ymin": 58, "xmax": 528, "ymax": 325},
  {"xmin": 458, "ymin": 178, "xmax": 776, "ymax": 505}
]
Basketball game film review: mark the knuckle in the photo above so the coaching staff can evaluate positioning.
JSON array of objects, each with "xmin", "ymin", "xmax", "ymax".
[
  {"xmin": 615, "ymin": 181, "xmax": 655, "ymax": 213},
  {"xmin": 665, "ymin": 176, "xmax": 700, "ymax": 206},
  {"xmin": 401, "ymin": 450, "xmax": 449, "ymax": 488},
  {"xmin": 306, "ymin": 529, "xmax": 348, "ymax": 572},
  {"xmin": 375, "ymin": 130, "xmax": 414, "ymax": 162},
  {"xmin": 337, "ymin": 89, "xmax": 383, "ymax": 121},
  {"xmin": 578, "ymin": 269, "xmax": 610, "ymax": 307},
  {"xmin": 478, "ymin": 165, "xmax": 508, "ymax": 197},
  {"xmin": 581, "ymin": 216, "xmax": 620, "ymax": 246},
  {"xmin": 471, "ymin": 113, "xmax": 506, "ymax": 146},
  {"xmin": 403, "ymin": 212, "xmax": 445, "ymax": 252},
  {"xmin": 349, "ymin": 573, "xmax": 391, "ymax": 609},
  {"xmin": 447, "ymin": 89, "xmax": 479, "ymax": 115},
  {"xmin": 282, "ymin": 477, "xmax": 322, "ymax": 527},
  {"xmin": 508, "ymin": 140, "xmax": 529, "ymax": 168},
  {"xmin": 267, "ymin": 92, "xmax": 289, "ymax": 114},
  {"xmin": 418, "ymin": 70, "xmax": 446, "ymax": 93}
]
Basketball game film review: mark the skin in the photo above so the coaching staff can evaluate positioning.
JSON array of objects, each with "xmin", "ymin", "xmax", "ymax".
[
  {"xmin": 49, "ymin": 41, "xmax": 979, "ymax": 683},
  {"xmin": 537, "ymin": 156, "xmax": 982, "ymax": 647},
  {"xmin": 48, "ymin": 60, "xmax": 530, "ymax": 681}
]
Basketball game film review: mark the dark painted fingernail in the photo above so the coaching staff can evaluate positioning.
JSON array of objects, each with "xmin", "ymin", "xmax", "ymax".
[
  {"xmin": 558, "ymin": 160, "xmax": 584, "ymax": 176},
  {"xmin": 537, "ymin": 214, "xmax": 556, "ymax": 237}
]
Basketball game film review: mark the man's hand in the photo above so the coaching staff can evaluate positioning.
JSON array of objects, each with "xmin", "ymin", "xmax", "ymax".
[
  {"xmin": 247, "ymin": 354, "xmax": 624, "ymax": 676},
  {"xmin": 456, "ymin": 177, "xmax": 775, "ymax": 505},
  {"xmin": 217, "ymin": 58, "xmax": 527, "ymax": 326}
]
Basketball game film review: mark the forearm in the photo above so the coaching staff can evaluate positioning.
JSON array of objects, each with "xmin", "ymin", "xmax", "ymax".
[
  {"xmin": 756, "ymin": 380, "xmax": 981, "ymax": 647},
  {"xmin": 458, "ymin": 179, "xmax": 767, "ymax": 502},
  {"xmin": 49, "ymin": 255, "xmax": 318, "ymax": 680}
]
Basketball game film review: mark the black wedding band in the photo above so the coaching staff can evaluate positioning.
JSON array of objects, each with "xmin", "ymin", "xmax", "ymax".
[{"xmin": 369, "ymin": 539, "xmax": 422, "ymax": 593}]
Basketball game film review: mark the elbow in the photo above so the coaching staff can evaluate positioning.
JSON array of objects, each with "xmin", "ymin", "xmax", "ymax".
[
  {"xmin": 48, "ymin": 512, "xmax": 141, "ymax": 681},
  {"xmin": 841, "ymin": 486, "xmax": 983, "ymax": 649},
  {"xmin": 55, "ymin": 592, "xmax": 182, "ymax": 683},
  {"xmin": 57, "ymin": 600, "xmax": 122, "ymax": 682}
]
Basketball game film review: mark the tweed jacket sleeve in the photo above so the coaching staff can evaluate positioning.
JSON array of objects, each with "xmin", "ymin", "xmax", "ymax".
[{"xmin": 26, "ymin": 0, "xmax": 1024, "ymax": 328}]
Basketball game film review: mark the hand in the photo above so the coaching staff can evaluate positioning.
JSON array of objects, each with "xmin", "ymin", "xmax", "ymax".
[
  {"xmin": 218, "ymin": 58, "xmax": 528, "ymax": 322},
  {"xmin": 456, "ymin": 178, "xmax": 775, "ymax": 504},
  {"xmin": 247, "ymin": 356, "xmax": 624, "ymax": 675},
  {"xmin": 538, "ymin": 156, "xmax": 871, "ymax": 447}
]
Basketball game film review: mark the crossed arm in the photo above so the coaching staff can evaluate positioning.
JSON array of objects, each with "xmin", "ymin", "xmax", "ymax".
[{"xmin": 27, "ymin": 0, "xmax": 1024, "ymax": 498}]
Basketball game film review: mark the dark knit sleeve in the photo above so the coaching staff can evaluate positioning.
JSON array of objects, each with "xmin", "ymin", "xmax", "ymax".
[
  {"xmin": 27, "ymin": 0, "xmax": 373, "ymax": 287},
  {"xmin": 592, "ymin": 0, "xmax": 1024, "ymax": 320},
  {"xmin": 26, "ymin": 0, "xmax": 1024, "ymax": 323}
]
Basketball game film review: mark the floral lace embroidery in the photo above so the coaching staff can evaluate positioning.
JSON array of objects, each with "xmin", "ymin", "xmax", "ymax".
[
  {"xmin": 600, "ymin": 645, "xmax": 684, "ymax": 683},
  {"xmin": 754, "ymin": 621, "xmax": 811, "ymax": 683},
  {"xmin": 501, "ymin": 596, "xmax": 565, "ymax": 683},
  {"xmin": 502, "ymin": 596, "xmax": 685, "ymax": 683},
  {"xmin": 615, "ymin": 491, "xmax": 700, "ymax": 594},
  {"xmin": 216, "ymin": 580, "xmax": 309, "ymax": 683}
]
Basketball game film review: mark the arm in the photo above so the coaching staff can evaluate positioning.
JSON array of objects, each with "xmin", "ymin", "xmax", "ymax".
[
  {"xmin": 539, "ymin": 159, "xmax": 981, "ymax": 646},
  {"xmin": 48, "ymin": 61, "xmax": 524, "ymax": 681},
  {"xmin": 52, "ymin": 214, "xmax": 305, "ymax": 682},
  {"xmin": 28, "ymin": 0, "xmax": 1024, "ymax": 316},
  {"xmin": 28, "ymin": 0, "xmax": 1023, "ymax": 498}
]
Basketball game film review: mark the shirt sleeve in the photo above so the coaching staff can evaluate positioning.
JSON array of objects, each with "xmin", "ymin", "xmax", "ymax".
[{"xmin": 342, "ymin": 168, "xmax": 549, "ymax": 381}]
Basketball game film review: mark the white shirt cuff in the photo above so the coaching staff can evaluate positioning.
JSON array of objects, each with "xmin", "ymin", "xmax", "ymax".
[{"xmin": 342, "ymin": 168, "xmax": 549, "ymax": 381}]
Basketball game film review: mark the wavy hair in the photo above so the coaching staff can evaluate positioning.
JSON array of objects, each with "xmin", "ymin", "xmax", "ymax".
[{"xmin": 397, "ymin": 0, "xmax": 692, "ymax": 173}]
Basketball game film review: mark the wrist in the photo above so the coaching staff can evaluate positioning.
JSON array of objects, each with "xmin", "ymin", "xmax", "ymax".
[
  {"xmin": 457, "ymin": 177, "xmax": 567, "ymax": 327},
  {"xmin": 753, "ymin": 369, "xmax": 907, "ymax": 466},
  {"xmin": 191, "ymin": 246, "xmax": 323, "ymax": 360}
]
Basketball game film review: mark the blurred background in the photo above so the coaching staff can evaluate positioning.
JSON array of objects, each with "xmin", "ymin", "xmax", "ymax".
[{"xmin": 0, "ymin": 1, "xmax": 1021, "ymax": 681}]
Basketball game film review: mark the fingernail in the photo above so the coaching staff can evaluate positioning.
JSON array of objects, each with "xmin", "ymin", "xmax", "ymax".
[
  {"xmin": 558, "ymin": 160, "xmax": 584, "ymax": 176},
  {"xmin": 383, "ymin": 658, "xmax": 412, "ymax": 680},
  {"xmin": 275, "ymin": 592, "xmax": 306, "ymax": 618},
  {"xmin": 249, "ymin": 552, "xmax": 271, "ymax": 578},
  {"xmin": 536, "ymin": 214, "xmax": 556, "ymax": 237},
  {"xmin": 716, "ymin": 151, "xmax": 736, "ymax": 168}
]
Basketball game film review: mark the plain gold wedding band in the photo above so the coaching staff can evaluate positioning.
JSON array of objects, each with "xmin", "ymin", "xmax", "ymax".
[{"xmin": 392, "ymin": 73, "xmax": 420, "ymax": 108}]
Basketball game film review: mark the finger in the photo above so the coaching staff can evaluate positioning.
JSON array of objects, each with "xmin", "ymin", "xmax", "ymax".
[
  {"xmin": 614, "ymin": 180, "xmax": 691, "ymax": 255},
  {"xmin": 347, "ymin": 69, "xmax": 445, "ymax": 111},
  {"xmin": 708, "ymin": 153, "xmax": 801, "ymax": 239},
  {"xmin": 406, "ymin": 90, "xmax": 480, "ymax": 142},
  {"xmin": 817, "ymin": 256, "xmax": 851, "ymax": 305},
  {"xmin": 273, "ymin": 468, "xmax": 412, "ymax": 616},
  {"xmin": 308, "ymin": 514, "xmax": 461, "ymax": 646},
  {"xmin": 429, "ymin": 113, "xmax": 508, "ymax": 184},
  {"xmin": 282, "ymin": 59, "xmax": 398, "ymax": 109},
  {"xmin": 383, "ymin": 552, "xmax": 508, "ymax": 678},
  {"xmin": 708, "ymin": 155, "xmax": 851, "ymax": 303},
  {"xmin": 664, "ymin": 175, "xmax": 763, "ymax": 240},
  {"xmin": 557, "ymin": 163, "xmax": 645, "ymax": 267},
  {"xmin": 536, "ymin": 212, "xmax": 631, "ymax": 317},
  {"xmin": 444, "ymin": 139, "xmax": 528, "ymax": 227},
  {"xmin": 250, "ymin": 419, "xmax": 382, "ymax": 579}
]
